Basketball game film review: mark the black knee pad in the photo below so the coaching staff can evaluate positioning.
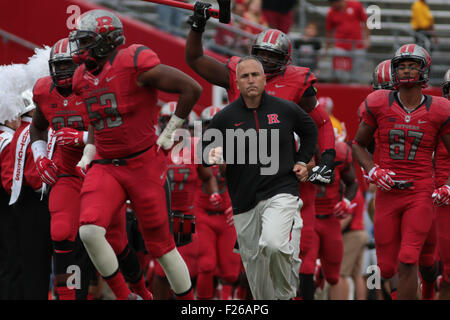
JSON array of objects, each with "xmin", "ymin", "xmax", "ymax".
[
  {"xmin": 419, "ymin": 262, "xmax": 439, "ymax": 283},
  {"xmin": 117, "ymin": 245, "xmax": 142, "ymax": 283},
  {"xmin": 52, "ymin": 240, "xmax": 75, "ymax": 275}
]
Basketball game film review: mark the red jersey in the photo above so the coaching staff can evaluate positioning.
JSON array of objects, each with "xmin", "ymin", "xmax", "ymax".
[
  {"xmin": 227, "ymin": 56, "xmax": 335, "ymax": 152},
  {"xmin": 72, "ymin": 44, "xmax": 161, "ymax": 159},
  {"xmin": 315, "ymin": 141, "xmax": 352, "ymax": 215},
  {"xmin": 349, "ymin": 187, "xmax": 365, "ymax": 231},
  {"xmin": 167, "ymin": 137, "xmax": 200, "ymax": 212},
  {"xmin": 434, "ymin": 139, "xmax": 450, "ymax": 187},
  {"xmin": 33, "ymin": 76, "xmax": 89, "ymax": 175},
  {"xmin": 195, "ymin": 164, "xmax": 231, "ymax": 212},
  {"xmin": 325, "ymin": 0, "xmax": 367, "ymax": 50},
  {"xmin": 360, "ymin": 90, "xmax": 450, "ymax": 189}
]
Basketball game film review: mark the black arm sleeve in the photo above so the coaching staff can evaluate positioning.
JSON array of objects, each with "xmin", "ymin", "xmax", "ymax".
[
  {"xmin": 302, "ymin": 85, "xmax": 317, "ymax": 98},
  {"xmin": 293, "ymin": 105, "xmax": 318, "ymax": 164}
]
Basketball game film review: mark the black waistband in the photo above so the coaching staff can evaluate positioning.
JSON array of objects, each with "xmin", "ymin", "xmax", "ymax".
[
  {"xmin": 206, "ymin": 210, "xmax": 225, "ymax": 215},
  {"xmin": 91, "ymin": 145, "xmax": 152, "ymax": 167},
  {"xmin": 315, "ymin": 214, "xmax": 331, "ymax": 219},
  {"xmin": 392, "ymin": 180, "xmax": 414, "ymax": 190},
  {"xmin": 57, "ymin": 174, "xmax": 79, "ymax": 179}
]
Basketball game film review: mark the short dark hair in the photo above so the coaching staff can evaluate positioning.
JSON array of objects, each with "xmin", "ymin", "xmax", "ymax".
[{"xmin": 236, "ymin": 55, "xmax": 264, "ymax": 75}]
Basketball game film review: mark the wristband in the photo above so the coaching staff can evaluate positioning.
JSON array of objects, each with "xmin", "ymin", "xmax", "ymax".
[{"xmin": 31, "ymin": 140, "xmax": 47, "ymax": 162}]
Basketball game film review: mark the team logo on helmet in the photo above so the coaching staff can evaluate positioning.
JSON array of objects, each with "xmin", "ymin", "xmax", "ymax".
[
  {"xmin": 391, "ymin": 44, "xmax": 431, "ymax": 89},
  {"xmin": 373, "ymin": 60, "xmax": 394, "ymax": 90},
  {"xmin": 251, "ymin": 29, "xmax": 292, "ymax": 75},
  {"xmin": 49, "ymin": 38, "xmax": 77, "ymax": 88},
  {"xmin": 200, "ymin": 105, "xmax": 223, "ymax": 122},
  {"xmin": 69, "ymin": 9, "xmax": 125, "ymax": 67}
]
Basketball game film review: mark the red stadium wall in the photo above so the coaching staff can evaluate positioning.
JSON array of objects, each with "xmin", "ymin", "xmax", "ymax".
[{"xmin": 0, "ymin": 0, "xmax": 443, "ymax": 141}]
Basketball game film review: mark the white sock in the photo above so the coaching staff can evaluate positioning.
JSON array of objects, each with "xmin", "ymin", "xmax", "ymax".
[{"xmin": 157, "ymin": 248, "xmax": 192, "ymax": 294}]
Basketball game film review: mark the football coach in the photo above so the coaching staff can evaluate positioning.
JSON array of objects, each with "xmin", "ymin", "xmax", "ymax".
[{"xmin": 199, "ymin": 56, "xmax": 318, "ymax": 300}]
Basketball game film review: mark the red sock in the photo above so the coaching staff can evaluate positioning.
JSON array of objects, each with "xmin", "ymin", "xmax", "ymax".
[
  {"xmin": 235, "ymin": 285, "xmax": 247, "ymax": 300},
  {"xmin": 130, "ymin": 275, "xmax": 153, "ymax": 300},
  {"xmin": 196, "ymin": 271, "xmax": 214, "ymax": 299},
  {"xmin": 175, "ymin": 287, "xmax": 195, "ymax": 300},
  {"xmin": 421, "ymin": 280, "xmax": 436, "ymax": 300},
  {"xmin": 104, "ymin": 271, "xmax": 132, "ymax": 300},
  {"xmin": 390, "ymin": 290, "xmax": 397, "ymax": 300},
  {"xmin": 55, "ymin": 285, "xmax": 76, "ymax": 300},
  {"xmin": 221, "ymin": 284, "xmax": 233, "ymax": 300}
]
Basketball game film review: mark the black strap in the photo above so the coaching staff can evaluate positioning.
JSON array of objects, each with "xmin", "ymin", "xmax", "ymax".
[
  {"xmin": 315, "ymin": 214, "xmax": 331, "ymax": 219},
  {"xmin": 206, "ymin": 209, "xmax": 225, "ymax": 215},
  {"xmin": 392, "ymin": 180, "xmax": 414, "ymax": 190},
  {"xmin": 91, "ymin": 145, "xmax": 152, "ymax": 167},
  {"xmin": 57, "ymin": 174, "xmax": 79, "ymax": 179}
]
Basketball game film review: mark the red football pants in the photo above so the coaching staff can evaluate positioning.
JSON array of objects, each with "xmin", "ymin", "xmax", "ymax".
[
  {"xmin": 50, "ymin": 176, "xmax": 127, "ymax": 254},
  {"xmin": 196, "ymin": 206, "xmax": 241, "ymax": 283},
  {"xmin": 299, "ymin": 215, "xmax": 343, "ymax": 285},
  {"xmin": 298, "ymin": 182, "xmax": 317, "ymax": 274},
  {"xmin": 374, "ymin": 188, "xmax": 434, "ymax": 279},
  {"xmin": 80, "ymin": 145, "xmax": 175, "ymax": 259},
  {"xmin": 49, "ymin": 177, "xmax": 83, "ymax": 243},
  {"xmin": 436, "ymin": 204, "xmax": 450, "ymax": 282}
]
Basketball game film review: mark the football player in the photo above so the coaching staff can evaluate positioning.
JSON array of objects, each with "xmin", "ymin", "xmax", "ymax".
[
  {"xmin": 194, "ymin": 105, "xmax": 242, "ymax": 300},
  {"xmin": 69, "ymin": 9, "xmax": 202, "ymax": 300},
  {"xmin": 433, "ymin": 69, "xmax": 450, "ymax": 300},
  {"xmin": 30, "ymin": 38, "xmax": 152, "ymax": 300},
  {"xmin": 352, "ymin": 44, "xmax": 450, "ymax": 299},
  {"xmin": 152, "ymin": 103, "xmax": 221, "ymax": 299}
]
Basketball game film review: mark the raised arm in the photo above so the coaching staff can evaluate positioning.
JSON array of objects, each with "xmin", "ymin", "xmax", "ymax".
[{"xmin": 185, "ymin": 2, "xmax": 230, "ymax": 89}]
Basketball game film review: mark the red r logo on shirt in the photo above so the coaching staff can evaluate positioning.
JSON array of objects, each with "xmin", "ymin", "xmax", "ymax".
[{"xmin": 267, "ymin": 114, "xmax": 280, "ymax": 124}]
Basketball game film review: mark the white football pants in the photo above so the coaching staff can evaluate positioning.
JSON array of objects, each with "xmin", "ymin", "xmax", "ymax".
[{"xmin": 233, "ymin": 193, "xmax": 303, "ymax": 300}]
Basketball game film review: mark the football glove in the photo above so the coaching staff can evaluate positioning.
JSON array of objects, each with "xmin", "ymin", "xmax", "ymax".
[
  {"xmin": 55, "ymin": 127, "xmax": 87, "ymax": 147},
  {"xmin": 432, "ymin": 185, "xmax": 450, "ymax": 206},
  {"xmin": 187, "ymin": 2, "xmax": 211, "ymax": 33},
  {"xmin": 333, "ymin": 198, "xmax": 356, "ymax": 219},
  {"xmin": 367, "ymin": 165, "xmax": 396, "ymax": 191},
  {"xmin": 209, "ymin": 192, "xmax": 223, "ymax": 208},
  {"xmin": 35, "ymin": 156, "xmax": 58, "ymax": 186}
]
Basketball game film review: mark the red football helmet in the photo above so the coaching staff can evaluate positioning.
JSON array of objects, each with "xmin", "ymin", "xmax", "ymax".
[
  {"xmin": 200, "ymin": 105, "xmax": 223, "ymax": 123},
  {"xmin": 159, "ymin": 101, "xmax": 178, "ymax": 130},
  {"xmin": 251, "ymin": 29, "xmax": 292, "ymax": 74},
  {"xmin": 49, "ymin": 38, "xmax": 77, "ymax": 88},
  {"xmin": 391, "ymin": 44, "xmax": 431, "ymax": 88},
  {"xmin": 372, "ymin": 59, "xmax": 394, "ymax": 90},
  {"xmin": 442, "ymin": 69, "xmax": 450, "ymax": 100},
  {"xmin": 69, "ymin": 9, "xmax": 125, "ymax": 67}
]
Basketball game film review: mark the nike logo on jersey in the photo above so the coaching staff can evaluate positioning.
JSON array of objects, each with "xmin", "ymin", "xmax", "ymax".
[
  {"xmin": 274, "ymin": 84, "xmax": 285, "ymax": 88},
  {"xmin": 106, "ymin": 75, "xmax": 116, "ymax": 82},
  {"xmin": 76, "ymin": 101, "xmax": 84, "ymax": 106},
  {"xmin": 234, "ymin": 122, "xmax": 245, "ymax": 127},
  {"xmin": 418, "ymin": 120, "xmax": 427, "ymax": 124}
]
